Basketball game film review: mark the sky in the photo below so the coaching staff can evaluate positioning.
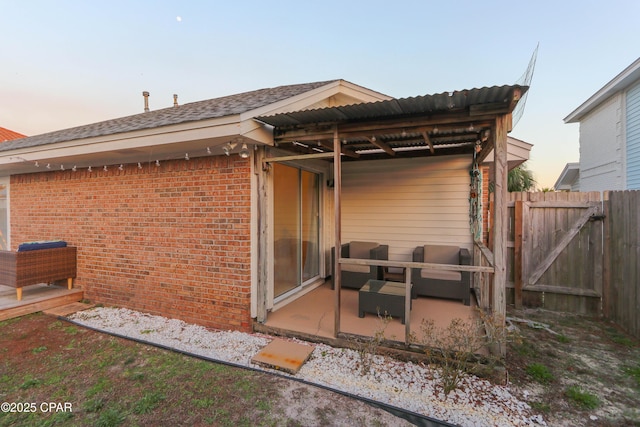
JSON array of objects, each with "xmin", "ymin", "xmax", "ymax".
[{"xmin": 1, "ymin": 1, "xmax": 639, "ymax": 188}]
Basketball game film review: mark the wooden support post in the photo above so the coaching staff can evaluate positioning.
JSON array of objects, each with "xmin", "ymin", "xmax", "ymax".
[
  {"xmin": 333, "ymin": 127, "xmax": 342, "ymax": 338},
  {"xmin": 67, "ymin": 278, "xmax": 73, "ymax": 290},
  {"xmin": 514, "ymin": 200, "xmax": 523, "ymax": 309},
  {"xmin": 405, "ymin": 268, "xmax": 412, "ymax": 344},
  {"xmin": 17, "ymin": 288, "xmax": 22, "ymax": 301},
  {"xmin": 492, "ymin": 114, "xmax": 509, "ymax": 356},
  {"xmin": 256, "ymin": 146, "xmax": 269, "ymax": 323}
]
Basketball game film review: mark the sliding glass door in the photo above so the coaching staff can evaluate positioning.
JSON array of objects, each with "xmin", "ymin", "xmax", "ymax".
[{"xmin": 273, "ymin": 164, "xmax": 320, "ymax": 299}]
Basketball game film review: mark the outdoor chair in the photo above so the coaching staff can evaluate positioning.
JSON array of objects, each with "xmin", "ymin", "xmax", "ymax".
[
  {"xmin": 331, "ymin": 241, "xmax": 388, "ymax": 289},
  {"xmin": 0, "ymin": 242, "xmax": 77, "ymax": 300},
  {"xmin": 411, "ymin": 244, "xmax": 471, "ymax": 305}
]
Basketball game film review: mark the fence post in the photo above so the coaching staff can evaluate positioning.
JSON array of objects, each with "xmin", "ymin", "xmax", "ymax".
[
  {"xmin": 602, "ymin": 191, "xmax": 611, "ymax": 319},
  {"xmin": 514, "ymin": 200, "xmax": 523, "ymax": 309}
]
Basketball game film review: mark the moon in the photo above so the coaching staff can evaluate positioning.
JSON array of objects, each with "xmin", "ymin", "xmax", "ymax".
[{"xmin": 176, "ymin": 16, "xmax": 182, "ymax": 22}]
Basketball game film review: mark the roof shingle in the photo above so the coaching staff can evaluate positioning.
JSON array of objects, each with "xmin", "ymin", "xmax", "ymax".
[{"xmin": 0, "ymin": 80, "xmax": 337, "ymax": 152}]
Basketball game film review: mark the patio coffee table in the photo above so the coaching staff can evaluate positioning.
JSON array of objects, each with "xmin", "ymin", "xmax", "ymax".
[{"xmin": 359, "ymin": 279, "xmax": 411, "ymax": 324}]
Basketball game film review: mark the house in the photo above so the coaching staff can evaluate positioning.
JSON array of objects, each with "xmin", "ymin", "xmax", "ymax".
[
  {"xmin": 554, "ymin": 162, "xmax": 580, "ymax": 191},
  {"xmin": 0, "ymin": 127, "xmax": 26, "ymax": 143},
  {"xmin": 0, "ymin": 80, "xmax": 525, "ymax": 345},
  {"xmin": 564, "ymin": 57, "xmax": 640, "ymax": 191},
  {"xmin": 0, "ymin": 127, "xmax": 26, "ymax": 250}
]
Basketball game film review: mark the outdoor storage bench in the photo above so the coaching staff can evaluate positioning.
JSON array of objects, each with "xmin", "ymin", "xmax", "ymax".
[
  {"xmin": 411, "ymin": 244, "xmax": 471, "ymax": 305},
  {"xmin": 0, "ymin": 243, "xmax": 77, "ymax": 301}
]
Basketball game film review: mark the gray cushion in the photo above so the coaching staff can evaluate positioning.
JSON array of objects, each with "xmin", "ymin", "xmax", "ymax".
[
  {"xmin": 421, "ymin": 269, "xmax": 462, "ymax": 281},
  {"xmin": 342, "ymin": 263, "xmax": 371, "ymax": 274},
  {"xmin": 349, "ymin": 241, "xmax": 378, "ymax": 259},
  {"xmin": 423, "ymin": 245, "xmax": 459, "ymax": 265}
]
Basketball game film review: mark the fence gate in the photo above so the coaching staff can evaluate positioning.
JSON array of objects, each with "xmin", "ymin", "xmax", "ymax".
[{"xmin": 508, "ymin": 192, "xmax": 604, "ymax": 315}]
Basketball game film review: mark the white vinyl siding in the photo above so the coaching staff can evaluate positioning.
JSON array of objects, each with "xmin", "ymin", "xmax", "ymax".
[
  {"xmin": 340, "ymin": 155, "xmax": 473, "ymax": 263},
  {"xmin": 626, "ymin": 81, "xmax": 640, "ymax": 189},
  {"xmin": 579, "ymin": 94, "xmax": 624, "ymax": 191}
]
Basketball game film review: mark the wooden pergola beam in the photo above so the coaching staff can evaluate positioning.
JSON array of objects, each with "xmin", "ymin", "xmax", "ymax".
[
  {"xmin": 422, "ymin": 131, "xmax": 435, "ymax": 154},
  {"xmin": 367, "ymin": 136, "xmax": 395, "ymax": 156},
  {"xmin": 318, "ymin": 141, "xmax": 360, "ymax": 159}
]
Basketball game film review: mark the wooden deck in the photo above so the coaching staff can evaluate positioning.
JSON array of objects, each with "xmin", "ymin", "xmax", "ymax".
[
  {"xmin": 0, "ymin": 284, "xmax": 83, "ymax": 321},
  {"xmin": 260, "ymin": 281, "xmax": 479, "ymax": 345}
]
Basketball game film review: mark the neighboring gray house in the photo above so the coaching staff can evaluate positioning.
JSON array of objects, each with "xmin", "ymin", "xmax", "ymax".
[
  {"xmin": 553, "ymin": 162, "xmax": 580, "ymax": 191},
  {"xmin": 564, "ymin": 57, "xmax": 640, "ymax": 191}
]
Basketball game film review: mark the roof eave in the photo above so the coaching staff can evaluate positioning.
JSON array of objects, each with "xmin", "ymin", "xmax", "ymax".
[{"xmin": 565, "ymin": 57, "xmax": 640, "ymax": 123}]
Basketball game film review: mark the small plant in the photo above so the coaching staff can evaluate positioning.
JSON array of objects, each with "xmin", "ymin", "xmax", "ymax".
[
  {"xmin": 95, "ymin": 407, "xmax": 126, "ymax": 427},
  {"xmin": 566, "ymin": 385, "xmax": 599, "ymax": 409},
  {"xmin": 354, "ymin": 311, "xmax": 391, "ymax": 376},
  {"xmin": 417, "ymin": 317, "xmax": 485, "ymax": 395},
  {"xmin": 133, "ymin": 391, "xmax": 166, "ymax": 414},
  {"xmin": 556, "ymin": 334, "xmax": 571, "ymax": 343},
  {"xmin": 414, "ymin": 310, "xmax": 509, "ymax": 395},
  {"xmin": 32, "ymin": 345, "xmax": 47, "ymax": 354},
  {"xmin": 526, "ymin": 363, "xmax": 554, "ymax": 384},
  {"xmin": 20, "ymin": 376, "xmax": 42, "ymax": 389},
  {"xmin": 623, "ymin": 364, "xmax": 640, "ymax": 388},
  {"xmin": 529, "ymin": 401, "xmax": 551, "ymax": 413},
  {"xmin": 83, "ymin": 397, "xmax": 105, "ymax": 413}
]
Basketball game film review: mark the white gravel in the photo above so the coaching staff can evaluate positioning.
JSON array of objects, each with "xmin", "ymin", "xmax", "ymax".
[{"xmin": 68, "ymin": 307, "xmax": 546, "ymax": 427}]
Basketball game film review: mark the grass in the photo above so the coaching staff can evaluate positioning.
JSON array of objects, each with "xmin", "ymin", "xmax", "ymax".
[
  {"xmin": 565, "ymin": 385, "xmax": 599, "ymax": 409},
  {"xmin": 526, "ymin": 363, "xmax": 554, "ymax": 384},
  {"xmin": 0, "ymin": 314, "xmax": 307, "ymax": 426},
  {"xmin": 623, "ymin": 364, "xmax": 640, "ymax": 388}
]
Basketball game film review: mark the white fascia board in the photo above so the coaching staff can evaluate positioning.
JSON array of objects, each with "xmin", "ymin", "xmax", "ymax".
[
  {"xmin": 0, "ymin": 115, "xmax": 242, "ymax": 166},
  {"xmin": 565, "ymin": 57, "xmax": 640, "ymax": 123},
  {"xmin": 240, "ymin": 80, "xmax": 391, "ymax": 121},
  {"xmin": 553, "ymin": 162, "xmax": 580, "ymax": 189},
  {"xmin": 483, "ymin": 137, "xmax": 533, "ymax": 164}
]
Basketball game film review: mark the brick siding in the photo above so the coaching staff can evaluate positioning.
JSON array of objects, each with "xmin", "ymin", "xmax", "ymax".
[{"xmin": 10, "ymin": 156, "xmax": 252, "ymax": 331}]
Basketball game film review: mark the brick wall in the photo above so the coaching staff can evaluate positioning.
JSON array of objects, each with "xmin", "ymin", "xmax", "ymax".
[{"xmin": 10, "ymin": 156, "xmax": 253, "ymax": 331}]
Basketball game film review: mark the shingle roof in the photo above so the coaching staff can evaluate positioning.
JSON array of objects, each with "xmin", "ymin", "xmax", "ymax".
[
  {"xmin": 0, "ymin": 80, "xmax": 338, "ymax": 152},
  {"xmin": 0, "ymin": 127, "xmax": 26, "ymax": 142}
]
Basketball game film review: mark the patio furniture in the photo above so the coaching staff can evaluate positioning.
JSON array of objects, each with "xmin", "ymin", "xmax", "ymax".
[
  {"xmin": 0, "ymin": 246, "xmax": 77, "ymax": 300},
  {"xmin": 331, "ymin": 241, "xmax": 388, "ymax": 289},
  {"xmin": 411, "ymin": 245, "xmax": 471, "ymax": 305},
  {"xmin": 359, "ymin": 279, "xmax": 412, "ymax": 324}
]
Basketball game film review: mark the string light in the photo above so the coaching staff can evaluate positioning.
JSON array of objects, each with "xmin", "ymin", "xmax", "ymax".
[{"xmin": 17, "ymin": 144, "xmax": 232, "ymax": 174}]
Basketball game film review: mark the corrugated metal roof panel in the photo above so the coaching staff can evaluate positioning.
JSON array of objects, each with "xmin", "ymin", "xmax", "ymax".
[{"xmin": 256, "ymin": 85, "xmax": 527, "ymax": 128}]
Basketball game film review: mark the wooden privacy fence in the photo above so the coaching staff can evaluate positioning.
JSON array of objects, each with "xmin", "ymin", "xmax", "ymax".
[
  {"xmin": 604, "ymin": 191, "xmax": 640, "ymax": 338},
  {"xmin": 490, "ymin": 191, "xmax": 639, "ymax": 339}
]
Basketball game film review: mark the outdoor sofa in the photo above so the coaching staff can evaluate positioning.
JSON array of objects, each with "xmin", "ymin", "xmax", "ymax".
[
  {"xmin": 411, "ymin": 244, "xmax": 471, "ymax": 305},
  {"xmin": 0, "ymin": 241, "xmax": 77, "ymax": 300},
  {"xmin": 331, "ymin": 241, "xmax": 388, "ymax": 289}
]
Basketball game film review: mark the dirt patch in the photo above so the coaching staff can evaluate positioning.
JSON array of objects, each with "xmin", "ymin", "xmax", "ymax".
[
  {"xmin": 506, "ymin": 307, "xmax": 640, "ymax": 426},
  {"xmin": 0, "ymin": 314, "xmax": 411, "ymax": 426}
]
